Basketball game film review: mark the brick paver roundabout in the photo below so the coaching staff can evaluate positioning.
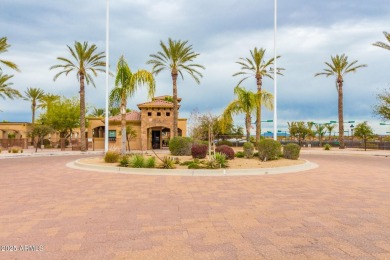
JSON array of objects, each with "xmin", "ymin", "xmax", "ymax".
[{"xmin": 0, "ymin": 151, "xmax": 389, "ymax": 259}]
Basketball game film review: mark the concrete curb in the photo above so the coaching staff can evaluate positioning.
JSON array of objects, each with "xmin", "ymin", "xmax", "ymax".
[
  {"xmin": 0, "ymin": 151, "xmax": 104, "ymax": 159},
  {"xmin": 67, "ymin": 158, "xmax": 318, "ymax": 177}
]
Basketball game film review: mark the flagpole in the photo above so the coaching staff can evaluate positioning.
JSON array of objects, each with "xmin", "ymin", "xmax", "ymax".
[
  {"xmin": 104, "ymin": 0, "xmax": 110, "ymax": 152},
  {"xmin": 273, "ymin": 0, "xmax": 277, "ymax": 141}
]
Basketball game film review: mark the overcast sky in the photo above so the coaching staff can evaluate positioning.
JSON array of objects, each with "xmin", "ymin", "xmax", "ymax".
[{"xmin": 1, "ymin": 0, "xmax": 390, "ymax": 134}]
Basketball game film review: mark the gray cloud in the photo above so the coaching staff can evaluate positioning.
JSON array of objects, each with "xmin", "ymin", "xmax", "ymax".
[{"xmin": 1, "ymin": 0, "xmax": 390, "ymax": 134}]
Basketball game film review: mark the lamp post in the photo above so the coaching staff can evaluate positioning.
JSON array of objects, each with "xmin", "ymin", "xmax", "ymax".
[
  {"xmin": 104, "ymin": 0, "xmax": 110, "ymax": 153},
  {"xmin": 273, "ymin": 0, "xmax": 278, "ymax": 141}
]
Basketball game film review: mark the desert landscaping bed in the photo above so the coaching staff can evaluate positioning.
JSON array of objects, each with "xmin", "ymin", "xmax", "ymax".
[{"xmin": 79, "ymin": 153, "xmax": 305, "ymax": 170}]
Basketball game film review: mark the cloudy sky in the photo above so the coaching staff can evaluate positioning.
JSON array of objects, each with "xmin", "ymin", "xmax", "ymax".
[{"xmin": 1, "ymin": 0, "xmax": 390, "ymax": 134}]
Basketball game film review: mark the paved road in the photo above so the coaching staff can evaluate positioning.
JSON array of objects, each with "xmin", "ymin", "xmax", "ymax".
[{"xmin": 0, "ymin": 154, "xmax": 389, "ymax": 259}]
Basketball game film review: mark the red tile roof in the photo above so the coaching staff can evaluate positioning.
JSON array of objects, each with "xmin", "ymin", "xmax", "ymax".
[
  {"xmin": 109, "ymin": 111, "xmax": 141, "ymax": 121},
  {"xmin": 137, "ymin": 99, "xmax": 178, "ymax": 109}
]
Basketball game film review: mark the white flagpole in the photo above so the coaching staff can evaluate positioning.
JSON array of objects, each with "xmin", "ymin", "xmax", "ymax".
[
  {"xmin": 273, "ymin": 0, "xmax": 278, "ymax": 141},
  {"xmin": 104, "ymin": 0, "xmax": 110, "ymax": 152}
]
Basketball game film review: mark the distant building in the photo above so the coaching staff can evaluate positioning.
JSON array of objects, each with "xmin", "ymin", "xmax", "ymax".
[{"xmin": 0, "ymin": 122, "xmax": 31, "ymax": 148}]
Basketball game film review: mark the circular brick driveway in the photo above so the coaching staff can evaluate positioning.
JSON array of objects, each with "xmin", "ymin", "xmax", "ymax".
[{"xmin": 0, "ymin": 153, "xmax": 389, "ymax": 259}]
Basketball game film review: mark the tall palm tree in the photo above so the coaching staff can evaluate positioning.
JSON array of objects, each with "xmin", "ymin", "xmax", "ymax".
[
  {"xmin": 110, "ymin": 55, "xmax": 155, "ymax": 154},
  {"xmin": 147, "ymin": 38, "xmax": 205, "ymax": 137},
  {"xmin": 0, "ymin": 72, "xmax": 21, "ymax": 101},
  {"xmin": 37, "ymin": 93, "xmax": 60, "ymax": 113},
  {"xmin": 233, "ymin": 47, "xmax": 283, "ymax": 141},
  {"xmin": 0, "ymin": 37, "xmax": 20, "ymax": 72},
  {"xmin": 24, "ymin": 87, "xmax": 45, "ymax": 124},
  {"xmin": 373, "ymin": 31, "xmax": 390, "ymax": 51},
  {"xmin": 221, "ymin": 86, "xmax": 273, "ymax": 141},
  {"xmin": 315, "ymin": 54, "xmax": 366, "ymax": 149},
  {"xmin": 50, "ymin": 41, "xmax": 106, "ymax": 151}
]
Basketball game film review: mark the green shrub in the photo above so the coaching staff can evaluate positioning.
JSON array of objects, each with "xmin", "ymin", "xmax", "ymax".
[
  {"xmin": 216, "ymin": 140, "xmax": 233, "ymax": 147},
  {"xmin": 180, "ymin": 160, "xmax": 194, "ymax": 166},
  {"xmin": 104, "ymin": 150, "xmax": 120, "ymax": 163},
  {"xmin": 324, "ymin": 144, "xmax": 331, "ymax": 150},
  {"xmin": 214, "ymin": 152, "xmax": 228, "ymax": 168},
  {"xmin": 119, "ymin": 155, "xmax": 130, "ymax": 167},
  {"xmin": 160, "ymin": 156, "xmax": 175, "ymax": 169},
  {"xmin": 144, "ymin": 156, "xmax": 156, "ymax": 168},
  {"xmin": 283, "ymin": 143, "xmax": 301, "ymax": 160},
  {"xmin": 235, "ymin": 151, "xmax": 245, "ymax": 158},
  {"xmin": 12, "ymin": 148, "xmax": 19, "ymax": 153},
  {"xmin": 191, "ymin": 144, "xmax": 208, "ymax": 159},
  {"xmin": 215, "ymin": 145, "xmax": 235, "ymax": 160},
  {"xmin": 188, "ymin": 161, "xmax": 203, "ymax": 169},
  {"xmin": 205, "ymin": 159, "xmax": 220, "ymax": 169},
  {"xmin": 169, "ymin": 137, "xmax": 192, "ymax": 156},
  {"xmin": 257, "ymin": 139, "xmax": 281, "ymax": 161},
  {"xmin": 129, "ymin": 154, "xmax": 145, "ymax": 168},
  {"xmin": 243, "ymin": 142, "xmax": 254, "ymax": 158},
  {"xmin": 254, "ymin": 151, "xmax": 259, "ymax": 157}
]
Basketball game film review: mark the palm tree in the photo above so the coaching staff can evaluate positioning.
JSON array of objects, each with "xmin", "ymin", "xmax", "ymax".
[
  {"xmin": 147, "ymin": 38, "xmax": 205, "ymax": 137},
  {"xmin": 0, "ymin": 72, "xmax": 21, "ymax": 101},
  {"xmin": 24, "ymin": 87, "xmax": 45, "ymax": 125},
  {"xmin": 315, "ymin": 124, "xmax": 327, "ymax": 147},
  {"xmin": 89, "ymin": 107, "xmax": 105, "ymax": 117},
  {"xmin": 306, "ymin": 121, "xmax": 315, "ymax": 142},
  {"xmin": 37, "ymin": 93, "xmax": 60, "ymax": 113},
  {"xmin": 110, "ymin": 55, "xmax": 155, "ymax": 154},
  {"xmin": 50, "ymin": 41, "xmax": 106, "ymax": 151},
  {"xmin": 315, "ymin": 54, "xmax": 366, "ymax": 149},
  {"xmin": 233, "ymin": 47, "xmax": 283, "ymax": 141},
  {"xmin": 0, "ymin": 37, "xmax": 20, "ymax": 72},
  {"xmin": 373, "ymin": 31, "xmax": 390, "ymax": 51},
  {"xmin": 221, "ymin": 86, "xmax": 273, "ymax": 141},
  {"xmin": 325, "ymin": 123, "xmax": 336, "ymax": 140}
]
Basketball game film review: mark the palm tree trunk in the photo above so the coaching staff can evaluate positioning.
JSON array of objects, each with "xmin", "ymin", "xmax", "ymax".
[
  {"xmin": 32, "ymin": 101, "xmax": 36, "ymax": 125},
  {"xmin": 80, "ymin": 74, "xmax": 86, "ymax": 151},
  {"xmin": 338, "ymin": 80, "xmax": 345, "ymax": 149},
  {"xmin": 256, "ymin": 75, "xmax": 262, "ymax": 142},
  {"xmin": 121, "ymin": 100, "xmax": 126, "ymax": 155},
  {"xmin": 31, "ymin": 102, "xmax": 36, "ymax": 146},
  {"xmin": 245, "ymin": 113, "xmax": 251, "ymax": 142},
  {"xmin": 172, "ymin": 71, "xmax": 178, "ymax": 137}
]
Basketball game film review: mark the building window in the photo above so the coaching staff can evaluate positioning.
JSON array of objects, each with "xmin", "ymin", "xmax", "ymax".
[
  {"xmin": 157, "ymin": 112, "xmax": 161, "ymax": 116},
  {"xmin": 108, "ymin": 130, "xmax": 116, "ymax": 142},
  {"xmin": 166, "ymin": 112, "xmax": 170, "ymax": 116},
  {"xmin": 148, "ymin": 112, "xmax": 152, "ymax": 116}
]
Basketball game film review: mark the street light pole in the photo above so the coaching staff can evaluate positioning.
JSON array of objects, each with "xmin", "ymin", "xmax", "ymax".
[
  {"xmin": 104, "ymin": 0, "xmax": 110, "ymax": 153},
  {"xmin": 273, "ymin": 0, "xmax": 278, "ymax": 141}
]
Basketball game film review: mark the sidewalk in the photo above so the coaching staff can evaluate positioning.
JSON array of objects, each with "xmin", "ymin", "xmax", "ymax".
[
  {"xmin": 0, "ymin": 147, "xmax": 104, "ymax": 159},
  {"xmin": 301, "ymin": 147, "xmax": 390, "ymax": 157}
]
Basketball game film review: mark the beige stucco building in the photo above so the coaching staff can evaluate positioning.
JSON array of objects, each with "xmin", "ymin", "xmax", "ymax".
[
  {"xmin": 0, "ymin": 122, "xmax": 31, "ymax": 148},
  {"xmin": 88, "ymin": 96, "xmax": 187, "ymax": 151}
]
